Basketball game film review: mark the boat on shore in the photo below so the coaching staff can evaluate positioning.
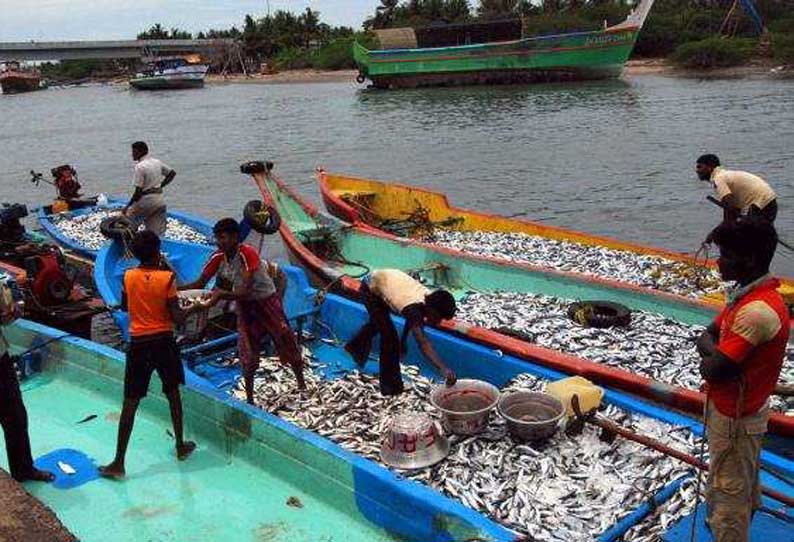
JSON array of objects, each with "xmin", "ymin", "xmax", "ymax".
[
  {"xmin": 80, "ymin": 251, "xmax": 794, "ymax": 540},
  {"xmin": 129, "ymin": 56, "xmax": 209, "ymax": 90},
  {"xmin": 354, "ymin": 0, "xmax": 654, "ymax": 89},
  {"xmin": 244, "ymin": 164, "xmax": 794, "ymax": 438},
  {"xmin": 36, "ymin": 197, "xmax": 214, "ymax": 259},
  {"xmin": 0, "ymin": 61, "xmax": 41, "ymax": 94},
  {"xmin": 317, "ymin": 169, "xmax": 794, "ymax": 303}
]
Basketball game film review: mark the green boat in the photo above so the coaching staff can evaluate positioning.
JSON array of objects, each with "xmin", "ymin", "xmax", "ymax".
[{"xmin": 353, "ymin": 0, "xmax": 654, "ymax": 89}]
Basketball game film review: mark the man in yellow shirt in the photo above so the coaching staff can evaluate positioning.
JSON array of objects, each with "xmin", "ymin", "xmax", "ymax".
[{"xmin": 696, "ymin": 154, "xmax": 777, "ymax": 223}]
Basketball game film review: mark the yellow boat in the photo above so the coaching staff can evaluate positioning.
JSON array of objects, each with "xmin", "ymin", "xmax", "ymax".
[{"xmin": 317, "ymin": 169, "xmax": 794, "ymax": 305}]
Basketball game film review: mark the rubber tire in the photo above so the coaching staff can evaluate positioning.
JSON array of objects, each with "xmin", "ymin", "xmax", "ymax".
[
  {"xmin": 100, "ymin": 215, "xmax": 135, "ymax": 241},
  {"xmin": 243, "ymin": 201, "xmax": 281, "ymax": 235},
  {"xmin": 356, "ymin": 74, "xmax": 366, "ymax": 84},
  {"xmin": 567, "ymin": 301, "xmax": 631, "ymax": 329}
]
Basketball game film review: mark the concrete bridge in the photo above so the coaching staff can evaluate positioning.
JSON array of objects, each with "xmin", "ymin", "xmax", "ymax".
[{"xmin": 0, "ymin": 39, "xmax": 236, "ymax": 62}]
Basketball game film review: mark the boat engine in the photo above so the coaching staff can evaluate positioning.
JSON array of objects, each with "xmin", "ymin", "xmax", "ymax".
[
  {"xmin": 51, "ymin": 164, "xmax": 82, "ymax": 200},
  {"xmin": 0, "ymin": 203, "xmax": 29, "ymax": 253}
]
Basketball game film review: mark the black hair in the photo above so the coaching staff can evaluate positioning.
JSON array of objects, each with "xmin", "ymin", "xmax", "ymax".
[
  {"xmin": 213, "ymin": 217, "xmax": 241, "ymax": 236},
  {"xmin": 130, "ymin": 230, "xmax": 161, "ymax": 264},
  {"xmin": 696, "ymin": 154, "xmax": 720, "ymax": 168},
  {"xmin": 709, "ymin": 217, "xmax": 778, "ymax": 271},
  {"xmin": 132, "ymin": 141, "xmax": 149, "ymax": 155},
  {"xmin": 426, "ymin": 289, "xmax": 457, "ymax": 320}
]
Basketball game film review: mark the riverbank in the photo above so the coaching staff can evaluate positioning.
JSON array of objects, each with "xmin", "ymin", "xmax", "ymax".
[
  {"xmin": 0, "ymin": 469, "xmax": 77, "ymax": 542},
  {"xmin": 625, "ymin": 57, "xmax": 793, "ymax": 78}
]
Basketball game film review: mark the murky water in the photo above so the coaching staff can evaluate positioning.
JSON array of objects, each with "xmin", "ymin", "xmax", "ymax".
[{"xmin": 1, "ymin": 74, "xmax": 793, "ymax": 271}]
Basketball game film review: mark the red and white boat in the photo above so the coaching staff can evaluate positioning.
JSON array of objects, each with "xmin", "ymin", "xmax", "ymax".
[{"xmin": 0, "ymin": 61, "xmax": 41, "ymax": 95}]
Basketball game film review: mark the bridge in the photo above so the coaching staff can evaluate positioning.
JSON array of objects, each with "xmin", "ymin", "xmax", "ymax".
[{"xmin": 0, "ymin": 39, "xmax": 237, "ymax": 62}]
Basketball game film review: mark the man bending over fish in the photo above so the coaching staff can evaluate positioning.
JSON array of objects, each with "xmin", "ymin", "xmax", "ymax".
[
  {"xmin": 346, "ymin": 269, "xmax": 457, "ymax": 395},
  {"xmin": 696, "ymin": 217, "xmax": 787, "ymax": 541},
  {"xmin": 100, "ymin": 231, "xmax": 197, "ymax": 480},
  {"xmin": 181, "ymin": 218, "xmax": 305, "ymax": 404}
]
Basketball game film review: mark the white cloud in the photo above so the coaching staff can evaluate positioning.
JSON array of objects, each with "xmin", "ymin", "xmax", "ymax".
[{"xmin": 0, "ymin": 0, "xmax": 377, "ymax": 41}]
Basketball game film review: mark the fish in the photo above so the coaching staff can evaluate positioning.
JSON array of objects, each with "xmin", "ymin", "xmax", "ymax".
[
  {"xmin": 76, "ymin": 414, "xmax": 97, "ymax": 424},
  {"xmin": 57, "ymin": 461, "xmax": 76, "ymax": 475},
  {"xmin": 51, "ymin": 209, "xmax": 210, "ymax": 251}
]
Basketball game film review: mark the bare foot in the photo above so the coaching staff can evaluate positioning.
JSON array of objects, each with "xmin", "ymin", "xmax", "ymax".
[
  {"xmin": 176, "ymin": 441, "xmax": 196, "ymax": 461},
  {"xmin": 99, "ymin": 463, "xmax": 125, "ymax": 480},
  {"xmin": 344, "ymin": 343, "xmax": 367, "ymax": 367},
  {"xmin": 21, "ymin": 468, "xmax": 55, "ymax": 483}
]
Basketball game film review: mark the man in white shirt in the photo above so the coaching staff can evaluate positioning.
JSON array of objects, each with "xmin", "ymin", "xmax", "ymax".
[
  {"xmin": 123, "ymin": 141, "xmax": 176, "ymax": 237},
  {"xmin": 696, "ymin": 154, "xmax": 777, "ymax": 223}
]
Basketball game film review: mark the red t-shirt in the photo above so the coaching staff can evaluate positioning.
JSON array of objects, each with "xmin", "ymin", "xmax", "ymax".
[{"xmin": 708, "ymin": 278, "xmax": 790, "ymax": 417}]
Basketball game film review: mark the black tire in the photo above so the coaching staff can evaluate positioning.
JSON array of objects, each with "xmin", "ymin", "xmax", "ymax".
[
  {"xmin": 100, "ymin": 215, "xmax": 135, "ymax": 241},
  {"xmin": 356, "ymin": 74, "xmax": 366, "ymax": 84},
  {"xmin": 243, "ymin": 201, "xmax": 281, "ymax": 235},
  {"xmin": 567, "ymin": 301, "xmax": 631, "ymax": 329}
]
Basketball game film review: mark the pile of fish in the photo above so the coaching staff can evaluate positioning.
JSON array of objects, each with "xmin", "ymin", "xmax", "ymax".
[
  {"xmin": 231, "ymin": 353, "xmax": 701, "ymax": 541},
  {"xmin": 426, "ymin": 230, "xmax": 723, "ymax": 298},
  {"xmin": 456, "ymin": 291, "xmax": 794, "ymax": 414},
  {"xmin": 51, "ymin": 209, "xmax": 210, "ymax": 250}
]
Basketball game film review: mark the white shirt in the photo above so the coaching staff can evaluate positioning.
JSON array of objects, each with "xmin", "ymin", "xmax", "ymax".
[
  {"xmin": 133, "ymin": 156, "xmax": 173, "ymax": 192},
  {"xmin": 711, "ymin": 167, "xmax": 776, "ymax": 212},
  {"xmin": 369, "ymin": 269, "xmax": 430, "ymax": 314}
]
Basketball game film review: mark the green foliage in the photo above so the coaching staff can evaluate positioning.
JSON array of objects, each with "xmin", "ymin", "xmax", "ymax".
[
  {"xmin": 771, "ymin": 32, "xmax": 794, "ymax": 63},
  {"xmin": 137, "ymin": 24, "xmax": 192, "ymax": 40},
  {"xmin": 39, "ymin": 60, "xmax": 134, "ymax": 82},
  {"xmin": 671, "ymin": 37, "xmax": 755, "ymax": 68},
  {"xmin": 768, "ymin": 16, "xmax": 794, "ymax": 35}
]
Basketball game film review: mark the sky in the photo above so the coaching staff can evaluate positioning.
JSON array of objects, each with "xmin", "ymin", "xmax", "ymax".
[{"xmin": 0, "ymin": 1, "xmax": 378, "ymax": 41}]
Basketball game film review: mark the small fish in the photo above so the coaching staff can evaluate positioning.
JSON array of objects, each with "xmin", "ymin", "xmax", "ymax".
[
  {"xmin": 58, "ymin": 461, "xmax": 76, "ymax": 475},
  {"xmin": 77, "ymin": 414, "xmax": 97, "ymax": 424}
]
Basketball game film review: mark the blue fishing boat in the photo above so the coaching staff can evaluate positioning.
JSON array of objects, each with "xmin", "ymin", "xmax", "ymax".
[
  {"xmin": 36, "ymin": 198, "xmax": 214, "ymax": 259},
  {"xmin": 90, "ymin": 236, "xmax": 794, "ymax": 541}
]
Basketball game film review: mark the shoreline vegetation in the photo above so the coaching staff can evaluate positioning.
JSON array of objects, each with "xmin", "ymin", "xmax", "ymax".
[{"xmin": 38, "ymin": 1, "xmax": 794, "ymax": 86}]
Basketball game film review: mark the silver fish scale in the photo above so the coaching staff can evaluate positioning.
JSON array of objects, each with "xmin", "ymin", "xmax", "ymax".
[
  {"xmin": 456, "ymin": 291, "xmax": 794, "ymax": 415},
  {"xmin": 232, "ymin": 353, "xmax": 702, "ymax": 541},
  {"xmin": 50, "ymin": 209, "xmax": 211, "ymax": 250},
  {"xmin": 428, "ymin": 230, "xmax": 723, "ymax": 298}
]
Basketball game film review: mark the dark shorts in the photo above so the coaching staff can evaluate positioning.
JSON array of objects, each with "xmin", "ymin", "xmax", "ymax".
[{"xmin": 124, "ymin": 333, "xmax": 184, "ymax": 400}]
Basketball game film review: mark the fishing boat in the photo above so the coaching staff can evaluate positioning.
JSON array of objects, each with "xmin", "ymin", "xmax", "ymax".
[
  {"xmin": 317, "ymin": 169, "xmax": 794, "ymax": 303},
  {"xmin": 84, "ymin": 250, "xmax": 794, "ymax": 540},
  {"xmin": 36, "ymin": 198, "xmax": 214, "ymax": 259},
  {"xmin": 353, "ymin": 0, "xmax": 654, "ymax": 89},
  {"xmin": 129, "ymin": 56, "xmax": 209, "ymax": 90},
  {"xmin": 0, "ymin": 61, "xmax": 41, "ymax": 94},
  {"xmin": 244, "ymin": 164, "xmax": 794, "ymax": 438}
]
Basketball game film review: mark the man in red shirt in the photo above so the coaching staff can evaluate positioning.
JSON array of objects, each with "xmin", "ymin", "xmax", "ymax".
[
  {"xmin": 182, "ymin": 218, "xmax": 305, "ymax": 404},
  {"xmin": 696, "ymin": 217, "xmax": 788, "ymax": 541}
]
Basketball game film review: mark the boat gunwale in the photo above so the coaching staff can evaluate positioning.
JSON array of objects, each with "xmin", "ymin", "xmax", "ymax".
[{"xmin": 261, "ymin": 172, "xmax": 794, "ymax": 437}]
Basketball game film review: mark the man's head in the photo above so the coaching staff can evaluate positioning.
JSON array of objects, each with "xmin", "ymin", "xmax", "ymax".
[
  {"xmin": 696, "ymin": 154, "xmax": 720, "ymax": 181},
  {"xmin": 708, "ymin": 217, "xmax": 777, "ymax": 283},
  {"xmin": 213, "ymin": 218, "xmax": 241, "ymax": 254},
  {"xmin": 424, "ymin": 289, "xmax": 456, "ymax": 325},
  {"xmin": 130, "ymin": 230, "xmax": 161, "ymax": 265},
  {"xmin": 131, "ymin": 141, "xmax": 149, "ymax": 162}
]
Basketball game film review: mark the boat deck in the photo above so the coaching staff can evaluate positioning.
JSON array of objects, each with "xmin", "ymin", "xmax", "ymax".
[{"xmin": 1, "ymin": 355, "xmax": 395, "ymax": 542}]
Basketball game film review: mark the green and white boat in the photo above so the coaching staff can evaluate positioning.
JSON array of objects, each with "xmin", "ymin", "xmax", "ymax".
[
  {"xmin": 354, "ymin": 0, "xmax": 654, "ymax": 89},
  {"xmin": 129, "ymin": 57, "xmax": 208, "ymax": 90}
]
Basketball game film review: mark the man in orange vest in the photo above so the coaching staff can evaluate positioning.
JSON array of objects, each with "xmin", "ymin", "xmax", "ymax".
[{"xmin": 99, "ymin": 231, "xmax": 198, "ymax": 480}]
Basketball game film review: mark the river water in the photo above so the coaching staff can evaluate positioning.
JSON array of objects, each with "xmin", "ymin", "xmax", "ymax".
[{"xmin": 1, "ymin": 74, "xmax": 793, "ymax": 272}]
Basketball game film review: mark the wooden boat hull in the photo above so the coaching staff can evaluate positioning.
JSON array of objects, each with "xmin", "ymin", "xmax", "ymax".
[
  {"xmin": 36, "ymin": 198, "xmax": 214, "ymax": 259},
  {"xmin": 317, "ymin": 169, "xmax": 794, "ymax": 304},
  {"xmin": 0, "ymin": 73, "xmax": 40, "ymax": 94},
  {"xmin": 253, "ymin": 171, "xmax": 794, "ymax": 438}
]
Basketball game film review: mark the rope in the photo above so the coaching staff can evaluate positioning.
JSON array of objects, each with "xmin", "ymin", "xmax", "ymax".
[{"xmin": 689, "ymin": 394, "xmax": 709, "ymax": 542}]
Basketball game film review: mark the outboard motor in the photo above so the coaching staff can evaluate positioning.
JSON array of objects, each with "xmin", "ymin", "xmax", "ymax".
[
  {"xmin": 0, "ymin": 203, "xmax": 29, "ymax": 249},
  {"xmin": 51, "ymin": 164, "xmax": 82, "ymax": 200}
]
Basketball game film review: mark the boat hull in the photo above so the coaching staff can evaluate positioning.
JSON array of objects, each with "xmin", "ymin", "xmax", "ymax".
[
  {"xmin": 0, "ymin": 74, "xmax": 40, "ymax": 94},
  {"xmin": 129, "ymin": 77, "xmax": 205, "ymax": 90},
  {"xmin": 254, "ymin": 171, "xmax": 794, "ymax": 438},
  {"xmin": 354, "ymin": 27, "xmax": 637, "ymax": 89}
]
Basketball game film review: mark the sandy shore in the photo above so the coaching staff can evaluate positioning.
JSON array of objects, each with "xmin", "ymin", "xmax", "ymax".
[
  {"xmin": 0, "ymin": 469, "xmax": 77, "ymax": 542},
  {"xmin": 625, "ymin": 58, "xmax": 792, "ymax": 79},
  {"xmin": 207, "ymin": 69, "xmax": 359, "ymax": 85}
]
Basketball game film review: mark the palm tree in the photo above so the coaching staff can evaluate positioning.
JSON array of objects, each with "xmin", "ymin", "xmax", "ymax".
[{"xmin": 477, "ymin": 0, "xmax": 519, "ymax": 18}]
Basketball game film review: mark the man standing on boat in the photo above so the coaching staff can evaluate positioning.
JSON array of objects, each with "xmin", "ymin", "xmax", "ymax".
[
  {"xmin": 100, "ymin": 231, "xmax": 196, "ymax": 480},
  {"xmin": 696, "ymin": 154, "xmax": 778, "ymax": 223},
  {"xmin": 0, "ymin": 283, "xmax": 54, "ymax": 483},
  {"xmin": 181, "ymin": 218, "xmax": 305, "ymax": 404},
  {"xmin": 123, "ymin": 141, "xmax": 176, "ymax": 237},
  {"xmin": 696, "ymin": 217, "xmax": 787, "ymax": 541},
  {"xmin": 345, "ymin": 269, "xmax": 457, "ymax": 395}
]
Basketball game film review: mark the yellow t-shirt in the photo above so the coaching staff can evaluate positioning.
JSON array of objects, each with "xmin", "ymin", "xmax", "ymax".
[
  {"xmin": 369, "ymin": 269, "xmax": 430, "ymax": 314},
  {"xmin": 712, "ymin": 167, "xmax": 776, "ymax": 212}
]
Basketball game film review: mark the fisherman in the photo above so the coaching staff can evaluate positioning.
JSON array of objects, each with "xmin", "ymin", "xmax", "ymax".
[
  {"xmin": 99, "ymin": 231, "xmax": 197, "ymax": 479},
  {"xmin": 696, "ymin": 154, "xmax": 777, "ymax": 223},
  {"xmin": 345, "ymin": 269, "xmax": 457, "ymax": 395},
  {"xmin": 696, "ymin": 217, "xmax": 788, "ymax": 541},
  {"xmin": 123, "ymin": 141, "xmax": 176, "ymax": 237},
  {"xmin": 181, "ymin": 218, "xmax": 305, "ymax": 404},
  {"xmin": 0, "ymin": 283, "xmax": 54, "ymax": 483}
]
